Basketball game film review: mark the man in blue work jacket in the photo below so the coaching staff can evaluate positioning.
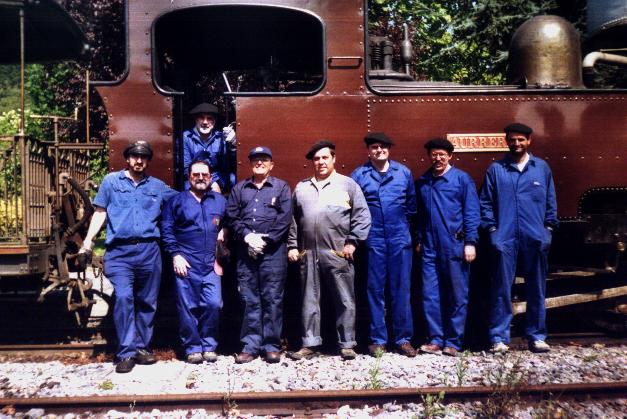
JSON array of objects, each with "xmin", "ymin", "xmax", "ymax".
[
  {"xmin": 161, "ymin": 159, "xmax": 227, "ymax": 364},
  {"xmin": 415, "ymin": 138, "xmax": 480, "ymax": 357},
  {"xmin": 227, "ymin": 146, "xmax": 292, "ymax": 364},
  {"xmin": 480, "ymin": 123, "xmax": 558, "ymax": 354},
  {"xmin": 351, "ymin": 132, "xmax": 418, "ymax": 357},
  {"xmin": 181, "ymin": 102, "xmax": 236, "ymax": 192},
  {"xmin": 81, "ymin": 141, "xmax": 176, "ymax": 373}
]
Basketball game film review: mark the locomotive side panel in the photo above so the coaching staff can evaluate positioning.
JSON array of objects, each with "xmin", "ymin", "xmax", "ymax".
[{"xmin": 367, "ymin": 94, "xmax": 627, "ymax": 219}]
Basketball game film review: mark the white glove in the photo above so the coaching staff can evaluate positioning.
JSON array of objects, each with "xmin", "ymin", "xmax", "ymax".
[
  {"xmin": 244, "ymin": 233, "xmax": 268, "ymax": 254},
  {"xmin": 223, "ymin": 123, "xmax": 236, "ymax": 146},
  {"xmin": 173, "ymin": 254, "xmax": 191, "ymax": 277}
]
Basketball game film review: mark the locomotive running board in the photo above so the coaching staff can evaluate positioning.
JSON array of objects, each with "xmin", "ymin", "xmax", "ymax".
[{"xmin": 513, "ymin": 285, "xmax": 627, "ymax": 314}]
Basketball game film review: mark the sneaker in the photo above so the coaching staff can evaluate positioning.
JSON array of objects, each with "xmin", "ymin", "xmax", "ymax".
[
  {"xmin": 288, "ymin": 347, "xmax": 319, "ymax": 360},
  {"xmin": 186, "ymin": 352, "xmax": 203, "ymax": 364},
  {"xmin": 368, "ymin": 344, "xmax": 386, "ymax": 357},
  {"xmin": 529, "ymin": 340, "xmax": 550, "ymax": 353},
  {"xmin": 115, "ymin": 357, "xmax": 135, "ymax": 373},
  {"xmin": 340, "ymin": 348, "xmax": 357, "ymax": 360},
  {"xmin": 442, "ymin": 347, "xmax": 459, "ymax": 357},
  {"xmin": 135, "ymin": 348, "xmax": 157, "ymax": 365},
  {"xmin": 202, "ymin": 351, "xmax": 218, "ymax": 362},
  {"xmin": 419, "ymin": 343, "xmax": 442, "ymax": 355},
  {"xmin": 491, "ymin": 342, "xmax": 509, "ymax": 354},
  {"xmin": 397, "ymin": 342, "xmax": 417, "ymax": 357}
]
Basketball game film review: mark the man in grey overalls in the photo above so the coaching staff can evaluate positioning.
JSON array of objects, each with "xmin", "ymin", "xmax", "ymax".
[{"xmin": 287, "ymin": 140, "xmax": 371, "ymax": 360}]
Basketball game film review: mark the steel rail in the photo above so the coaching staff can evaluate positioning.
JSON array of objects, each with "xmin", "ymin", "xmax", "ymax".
[{"xmin": 1, "ymin": 381, "xmax": 626, "ymax": 415}]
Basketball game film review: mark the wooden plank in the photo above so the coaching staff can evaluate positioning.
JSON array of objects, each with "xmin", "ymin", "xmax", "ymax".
[
  {"xmin": 513, "ymin": 285, "xmax": 627, "ymax": 314},
  {"xmin": 0, "ymin": 246, "xmax": 29, "ymax": 255}
]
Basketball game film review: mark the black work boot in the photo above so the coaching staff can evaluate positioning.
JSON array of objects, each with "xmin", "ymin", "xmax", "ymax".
[
  {"xmin": 135, "ymin": 348, "xmax": 157, "ymax": 365},
  {"xmin": 115, "ymin": 357, "xmax": 136, "ymax": 373}
]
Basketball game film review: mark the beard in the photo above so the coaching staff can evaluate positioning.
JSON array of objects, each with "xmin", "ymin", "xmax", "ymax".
[
  {"xmin": 191, "ymin": 180, "xmax": 208, "ymax": 193},
  {"xmin": 198, "ymin": 125, "xmax": 213, "ymax": 135}
]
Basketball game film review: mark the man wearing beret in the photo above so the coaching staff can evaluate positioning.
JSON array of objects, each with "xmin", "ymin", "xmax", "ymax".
[
  {"xmin": 181, "ymin": 102, "xmax": 236, "ymax": 192},
  {"xmin": 226, "ymin": 146, "xmax": 292, "ymax": 364},
  {"xmin": 351, "ymin": 132, "xmax": 417, "ymax": 357},
  {"xmin": 480, "ymin": 123, "xmax": 558, "ymax": 354},
  {"xmin": 288, "ymin": 141, "xmax": 371, "ymax": 360},
  {"xmin": 415, "ymin": 138, "xmax": 480, "ymax": 357},
  {"xmin": 161, "ymin": 159, "xmax": 227, "ymax": 364},
  {"xmin": 81, "ymin": 141, "xmax": 176, "ymax": 373}
]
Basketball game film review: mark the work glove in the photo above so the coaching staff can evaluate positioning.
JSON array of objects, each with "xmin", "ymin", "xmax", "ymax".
[
  {"xmin": 76, "ymin": 247, "xmax": 92, "ymax": 270},
  {"xmin": 173, "ymin": 254, "xmax": 191, "ymax": 277},
  {"xmin": 244, "ymin": 233, "xmax": 268, "ymax": 259},
  {"xmin": 223, "ymin": 123, "xmax": 236, "ymax": 146}
]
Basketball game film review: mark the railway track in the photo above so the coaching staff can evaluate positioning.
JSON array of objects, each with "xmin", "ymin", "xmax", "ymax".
[{"xmin": 1, "ymin": 382, "xmax": 625, "ymax": 416}]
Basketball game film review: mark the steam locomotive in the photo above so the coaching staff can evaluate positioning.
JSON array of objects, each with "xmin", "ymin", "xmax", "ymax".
[{"xmin": 1, "ymin": 0, "xmax": 625, "ymax": 332}]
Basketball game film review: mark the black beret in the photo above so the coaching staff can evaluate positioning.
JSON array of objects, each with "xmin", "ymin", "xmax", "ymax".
[
  {"xmin": 189, "ymin": 103, "xmax": 219, "ymax": 116},
  {"xmin": 504, "ymin": 122, "xmax": 533, "ymax": 136},
  {"xmin": 123, "ymin": 140, "xmax": 153, "ymax": 159},
  {"xmin": 364, "ymin": 132, "xmax": 394, "ymax": 147},
  {"xmin": 424, "ymin": 137, "xmax": 454, "ymax": 154},
  {"xmin": 305, "ymin": 140, "xmax": 336, "ymax": 160}
]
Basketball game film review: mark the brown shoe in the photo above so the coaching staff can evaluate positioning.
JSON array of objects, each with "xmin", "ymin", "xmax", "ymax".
[
  {"xmin": 397, "ymin": 342, "xmax": 417, "ymax": 357},
  {"xmin": 368, "ymin": 344, "xmax": 386, "ymax": 357},
  {"xmin": 265, "ymin": 351, "xmax": 281, "ymax": 363},
  {"xmin": 442, "ymin": 347, "xmax": 458, "ymax": 357},
  {"xmin": 235, "ymin": 352, "xmax": 255, "ymax": 364},
  {"xmin": 340, "ymin": 348, "xmax": 357, "ymax": 360},
  {"xmin": 288, "ymin": 347, "xmax": 319, "ymax": 360},
  {"xmin": 419, "ymin": 343, "xmax": 442, "ymax": 355}
]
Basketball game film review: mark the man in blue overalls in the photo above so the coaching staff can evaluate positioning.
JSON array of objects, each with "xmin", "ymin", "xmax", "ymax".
[
  {"xmin": 351, "ymin": 132, "xmax": 417, "ymax": 357},
  {"xmin": 480, "ymin": 123, "xmax": 558, "ymax": 354},
  {"xmin": 181, "ymin": 103, "xmax": 236, "ymax": 192},
  {"xmin": 415, "ymin": 138, "xmax": 480, "ymax": 357},
  {"xmin": 226, "ymin": 146, "xmax": 292, "ymax": 364},
  {"xmin": 161, "ymin": 159, "xmax": 227, "ymax": 364},
  {"xmin": 81, "ymin": 141, "xmax": 176, "ymax": 373}
]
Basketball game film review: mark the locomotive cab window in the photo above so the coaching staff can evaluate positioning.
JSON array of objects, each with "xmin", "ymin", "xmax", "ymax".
[{"xmin": 153, "ymin": 5, "xmax": 325, "ymax": 96}]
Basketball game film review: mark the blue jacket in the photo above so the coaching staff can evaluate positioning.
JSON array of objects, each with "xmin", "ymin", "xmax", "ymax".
[
  {"xmin": 226, "ymin": 176, "xmax": 292, "ymax": 246},
  {"xmin": 93, "ymin": 170, "xmax": 176, "ymax": 246},
  {"xmin": 415, "ymin": 166, "xmax": 480, "ymax": 247},
  {"xmin": 351, "ymin": 160, "xmax": 417, "ymax": 245},
  {"xmin": 182, "ymin": 128, "xmax": 235, "ymax": 190},
  {"xmin": 161, "ymin": 191, "xmax": 227, "ymax": 275},
  {"xmin": 480, "ymin": 153, "xmax": 558, "ymax": 242}
]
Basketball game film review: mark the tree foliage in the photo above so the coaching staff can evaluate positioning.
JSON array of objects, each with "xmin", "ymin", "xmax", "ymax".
[{"xmin": 369, "ymin": 0, "xmax": 574, "ymax": 85}]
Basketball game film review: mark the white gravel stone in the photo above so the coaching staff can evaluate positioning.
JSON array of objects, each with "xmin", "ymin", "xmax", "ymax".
[{"xmin": 0, "ymin": 344, "xmax": 625, "ymax": 417}]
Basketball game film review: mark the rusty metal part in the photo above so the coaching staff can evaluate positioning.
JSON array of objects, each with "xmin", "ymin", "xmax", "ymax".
[
  {"xmin": 0, "ymin": 343, "xmax": 100, "ymax": 357},
  {"xmin": 1, "ymin": 382, "xmax": 625, "ymax": 415},
  {"xmin": 507, "ymin": 15, "xmax": 583, "ymax": 88}
]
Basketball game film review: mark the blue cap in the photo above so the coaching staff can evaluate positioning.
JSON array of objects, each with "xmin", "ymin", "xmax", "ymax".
[{"xmin": 248, "ymin": 146, "xmax": 273, "ymax": 159}]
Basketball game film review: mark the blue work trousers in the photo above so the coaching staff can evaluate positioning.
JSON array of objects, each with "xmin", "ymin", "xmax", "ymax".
[
  {"xmin": 366, "ymin": 237, "xmax": 413, "ymax": 346},
  {"xmin": 104, "ymin": 241, "xmax": 162, "ymax": 360},
  {"xmin": 175, "ymin": 269, "xmax": 222, "ymax": 355},
  {"xmin": 237, "ymin": 244, "xmax": 287, "ymax": 355},
  {"xmin": 421, "ymin": 242, "xmax": 469, "ymax": 350},
  {"xmin": 489, "ymin": 233, "xmax": 549, "ymax": 344}
]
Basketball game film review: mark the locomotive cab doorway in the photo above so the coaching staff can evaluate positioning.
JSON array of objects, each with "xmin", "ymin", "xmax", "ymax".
[{"xmin": 153, "ymin": 5, "xmax": 325, "ymax": 189}]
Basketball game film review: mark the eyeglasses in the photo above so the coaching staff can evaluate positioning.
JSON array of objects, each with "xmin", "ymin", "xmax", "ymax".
[
  {"xmin": 430, "ymin": 152, "xmax": 450, "ymax": 159},
  {"xmin": 250, "ymin": 157, "xmax": 271, "ymax": 163},
  {"xmin": 190, "ymin": 172, "xmax": 210, "ymax": 179}
]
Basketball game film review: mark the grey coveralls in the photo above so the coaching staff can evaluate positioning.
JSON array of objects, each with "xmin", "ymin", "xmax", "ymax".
[{"xmin": 288, "ymin": 172, "xmax": 371, "ymax": 348}]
